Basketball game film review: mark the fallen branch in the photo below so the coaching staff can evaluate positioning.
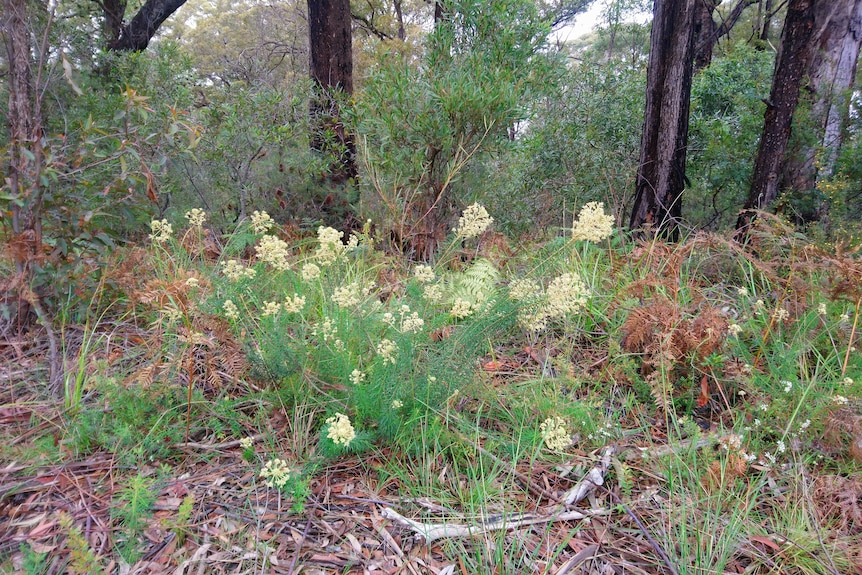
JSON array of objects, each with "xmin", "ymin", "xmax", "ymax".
[
  {"xmin": 380, "ymin": 506, "xmax": 607, "ymax": 544},
  {"xmin": 561, "ymin": 445, "xmax": 615, "ymax": 506}
]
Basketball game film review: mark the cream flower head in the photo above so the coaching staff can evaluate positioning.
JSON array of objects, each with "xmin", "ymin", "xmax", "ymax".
[
  {"xmin": 540, "ymin": 417, "xmax": 571, "ymax": 452},
  {"xmin": 571, "ymin": 202, "xmax": 614, "ymax": 243},
  {"xmin": 250, "ymin": 210, "xmax": 274, "ymax": 234},
  {"xmin": 455, "ymin": 203, "xmax": 493, "ymax": 239},
  {"xmin": 325, "ymin": 413, "xmax": 356, "ymax": 447},
  {"xmin": 149, "ymin": 219, "xmax": 173, "ymax": 243},
  {"xmin": 185, "ymin": 208, "xmax": 206, "ymax": 227}
]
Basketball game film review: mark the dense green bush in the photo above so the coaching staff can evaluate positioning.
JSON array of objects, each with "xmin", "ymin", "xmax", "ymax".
[
  {"xmin": 687, "ymin": 44, "xmax": 775, "ymax": 230},
  {"xmin": 354, "ymin": 0, "xmax": 562, "ymax": 256},
  {"xmin": 488, "ymin": 60, "xmax": 645, "ymax": 234}
]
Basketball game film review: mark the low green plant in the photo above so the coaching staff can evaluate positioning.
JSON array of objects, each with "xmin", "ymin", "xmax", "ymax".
[
  {"xmin": 59, "ymin": 512, "xmax": 103, "ymax": 575},
  {"xmin": 17, "ymin": 542, "xmax": 48, "ymax": 575},
  {"xmin": 111, "ymin": 472, "xmax": 158, "ymax": 563}
]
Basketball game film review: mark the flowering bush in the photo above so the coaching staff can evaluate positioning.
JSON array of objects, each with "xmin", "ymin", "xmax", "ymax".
[
  {"xmin": 455, "ymin": 203, "xmax": 494, "ymax": 239},
  {"xmin": 571, "ymin": 202, "xmax": 614, "ymax": 243}
]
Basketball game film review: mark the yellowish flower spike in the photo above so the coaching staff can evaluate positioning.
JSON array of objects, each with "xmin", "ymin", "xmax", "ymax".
[
  {"xmin": 251, "ymin": 210, "xmax": 274, "ymax": 234},
  {"xmin": 325, "ymin": 413, "xmax": 356, "ymax": 447},
  {"xmin": 540, "ymin": 416, "xmax": 571, "ymax": 452},
  {"xmin": 259, "ymin": 458, "xmax": 290, "ymax": 488},
  {"xmin": 149, "ymin": 219, "xmax": 173, "ymax": 243},
  {"xmin": 571, "ymin": 202, "xmax": 615, "ymax": 243},
  {"xmin": 185, "ymin": 208, "xmax": 206, "ymax": 227},
  {"xmin": 455, "ymin": 203, "xmax": 493, "ymax": 239}
]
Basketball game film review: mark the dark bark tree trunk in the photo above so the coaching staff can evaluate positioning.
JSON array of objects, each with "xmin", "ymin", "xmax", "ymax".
[
  {"xmin": 781, "ymin": 0, "xmax": 862, "ymax": 221},
  {"xmin": 735, "ymin": 0, "xmax": 818, "ymax": 236},
  {"xmin": 629, "ymin": 0, "xmax": 698, "ymax": 241},
  {"xmin": 694, "ymin": 0, "xmax": 718, "ymax": 70},
  {"xmin": 760, "ymin": 0, "xmax": 775, "ymax": 42},
  {"xmin": 694, "ymin": 0, "xmax": 757, "ymax": 71},
  {"xmin": 308, "ymin": 0, "xmax": 356, "ymax": 182},
  {"xmin": 3, "ymin": 0, "xmax": 43, "ymax": 271},
  {"xmin": 97, "ymin": 0, "xmax": 127, "ymax": 47},
  {"xmin": 110, "ymin": 0, "xmax": 187, "ymax": 51},
  {"xmin": 3, "ymin": 0, "xmax": 62, "ymax": 393},
  {"xmin": 394, "ymin": 0, "xmax": 406, "ymax": 40}
]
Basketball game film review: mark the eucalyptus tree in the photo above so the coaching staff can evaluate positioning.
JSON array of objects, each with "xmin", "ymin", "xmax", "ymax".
[
  {"xmin": 781, "ymin": 0, "xmax": 862, "ymax": 222},
  {"xmin": 736, "ymin": 0, "xmax": 819, "ymax": 236},
  {"xmin": 629, "ymin": 0, "xmax": 697, "ymax": 240}
]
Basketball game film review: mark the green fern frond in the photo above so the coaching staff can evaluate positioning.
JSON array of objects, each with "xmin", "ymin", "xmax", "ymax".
[{"xmin": 444, "ymin": 257, "xmax": 501, "ymax": 306}]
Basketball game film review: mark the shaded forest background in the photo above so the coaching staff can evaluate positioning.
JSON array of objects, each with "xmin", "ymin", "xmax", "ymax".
[{"xmin": 3, "ymin": 0, "xmax": 862, "ymax": 313}]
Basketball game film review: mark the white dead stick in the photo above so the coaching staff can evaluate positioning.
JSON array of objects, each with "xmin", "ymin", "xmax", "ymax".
[
  {"xmin": 561, "ymin": 445, "xmax": 615, "ymax": 506},
  {"xmin": 380, "ymin": 446, "xmax": 616, "ymax": 543},
  {"xmin": 380, "ymin": 507, "xmax": 605, "ymax": 544}
]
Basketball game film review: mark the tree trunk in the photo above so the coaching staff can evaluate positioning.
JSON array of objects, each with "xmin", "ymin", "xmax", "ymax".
[
  {"xmin": 630, "ymin": 0, "xmax": 697, "ymax": 241},
  {"xmin": 694, "ymin": 0, "xmax": 718, "ymax": 70},
  {"xmin": 781, "ymin": 0, "xmax": 861, "ymax": 221},
  {"xmin": 394, "ymin": 0, "xmax": 406, "ymax": 40},
  {"xmin": 694, "ymin": 0, "xmax": 758, "ymax": 71},
  {"xmin": 308, "ymin": 0, "xmax": 356, "ymax": 183},
  {"xmin": 735, "ymin": 0, "xmax": 817, "ymax": 236},
  {"xmin": 98, "ymin": 0, "xmax": 127, "ymax": 47},
  {"xmin": 3, "ymin": 0, "xmax": 42, "ymax": 271},
  {"xmin": 760, "ymin": 0, "xmax": 774, "ymax": 42},
  {"xmin": 111, "ymin": 0, "xmax": 188, "ymax": 50}
]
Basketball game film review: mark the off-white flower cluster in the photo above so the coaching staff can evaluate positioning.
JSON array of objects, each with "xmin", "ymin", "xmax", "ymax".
[
  {"xmin": 325, "ymin": 413, "xmax": 355, "ymax": 447},
  {"xmin": 256, "ymin": 235, "xmax": 291, "ymax": 271},
  {"xmin": 316, "ymin": 317, "xmax": 337, "ymax": 341},
  {"xmin": 239, "ymin": 436, "xmax": 254, "ymax": 450},
  {"xmin": 349, "ymin": 369, "xmax": 365, "ymax": 385},
  {"xmin": 450, "ymin": 299, "xmax": 474, "ymax": 319},
  {"xmin": 185, "ymin": 277, "xmax": 200, "ymax": 288},
  {"xmin": 302, "ymin": 263, "xmax": 321, "ymax": 281},
  {"xmin": 772, "ymin": 308, "xmax": 789, "ymax": 322},
  {"xmin": 728, "ymin": 323, "xmax": 743, "ymax": 336},
  {"xmin": 455, "ymin": 203, "xmax": 493, "ymax": 239},
  {"xmin": 346, "ymin": 233, "xmax": 360, "ymax": 251},
  {"xmin": 222, "ymin": 259, "xmax": 256, "ymax": 281},
  {"xmin": 332, "ymin": 282, "xmax": 365, "ymax": 308},
  {"xmin": 315, "ymin": 226, "xmax": 347, "ymax": 265},
  {"xmin": 540, "ymin": 417, "xmax": 571, "ymax": 452},
  {"xmin": 545, "ymin": 273, "xmax": 589, "ymax": 318},
  {"xmin": 423, "ymin": 284, "xmax": 444, "ymax": 302},
  {"xmin": 283, "ymin": 294, "xmax": 306, "ymax": 313},
  {"xmin": 149, "ymin": 219, "xmax": 173, "ymax": 243},
  {"xmin": 384, "ymin": 304, "xmax": 425, "ymax": 333},
  {"xmin": 401, "ymin": 311, "xmax": 424, "ymax": 333},
  {"xmin": 185, "ymin": 208, "xmax": 206, "ymax": 227},
  {"xmin": 571, "ymin": 202, "xmax": 615, "ymax": 243},
  {"xmin": 262, "ymin": 301, "xmax": 281, "ymax": 317},
  {"xmin": 250, "ymin": 210, "xmax": 274, "ymax": 234},
  {"xmin": 508, "ymin": 278, "xmax": 541, "ymax": 302},
  {"xmin": 413, "ymin": 265, "xmax": 436, "ymax": 284},
  {"xmin": 223, "ymin": 300, "xmax": 240, "ymax": 321},
  {"xmin": 260, "ymin": 458, "xmax": 290, "ymax": 488},
  {"xmin": 516, "ymin": 273, "xmax": 589, "ymax": 331},
  {"xmin": 377, "ymin": 339, "xmax": 398, "ymax": 365}
]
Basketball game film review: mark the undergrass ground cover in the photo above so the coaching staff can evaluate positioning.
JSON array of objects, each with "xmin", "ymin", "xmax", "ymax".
[{"xmin": 1, "ymin": 205, "xmax": 861, "ymax": 574}]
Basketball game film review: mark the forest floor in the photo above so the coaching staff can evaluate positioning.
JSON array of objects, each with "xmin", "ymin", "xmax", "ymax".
[{"xmin": 2, "ymin": 215, "xmax": 862, "ymax": 574}]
